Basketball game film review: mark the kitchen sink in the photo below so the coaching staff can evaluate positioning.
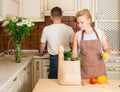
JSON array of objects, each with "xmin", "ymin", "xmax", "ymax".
[
  {"xmin": 2, "ymin": 54, "xmax": 29, "ymax": 58},
  {"xmin": 0, "ymin": 51, "xmax": 35, "ymax": 59}
]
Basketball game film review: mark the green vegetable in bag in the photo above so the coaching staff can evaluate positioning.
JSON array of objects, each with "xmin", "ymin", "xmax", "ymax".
[
  {"xmin": 64, "ymin": 51, "xmax": 72, "ymax": 60},
  {"xmin": 71, "ymin": 56, "xmax": 82, "ymax": 61},
  {"xmin": 64, "ymin": 51, "xmax": 82, "ymax": 61}
]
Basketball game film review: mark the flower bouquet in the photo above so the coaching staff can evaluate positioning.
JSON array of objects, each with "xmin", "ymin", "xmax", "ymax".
[{"xmin": 2, "ymin": 16, "xmax": 34, "ymax": 63}]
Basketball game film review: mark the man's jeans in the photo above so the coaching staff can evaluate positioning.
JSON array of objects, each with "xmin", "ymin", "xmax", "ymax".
[{"xmin": 48, "ymin": 55, "xmax": 58, "ymax": 79}]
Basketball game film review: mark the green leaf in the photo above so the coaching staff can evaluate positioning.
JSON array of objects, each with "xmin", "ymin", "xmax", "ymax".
[{"xmin": 64, "ymin": 51, "xmax": 72, "ymax": 60}]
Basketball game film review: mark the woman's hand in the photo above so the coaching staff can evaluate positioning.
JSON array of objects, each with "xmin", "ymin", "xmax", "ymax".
[{"xmin": 102, "ymin": 52, "xmax": 110, "ymax": 62}]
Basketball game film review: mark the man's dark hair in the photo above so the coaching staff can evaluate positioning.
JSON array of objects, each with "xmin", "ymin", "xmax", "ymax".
[{"xmin": 51, "ymin": 6, "xmax": 62, "ymax": 18}]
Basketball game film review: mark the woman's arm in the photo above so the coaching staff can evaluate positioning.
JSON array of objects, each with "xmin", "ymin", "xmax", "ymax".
[
  {"xmin": 101, "ymin": 29, "xmax": 110, "ymax": 54},
  {"xmin": 72, "ymin": 32, "xmax": 78, "ymax": 57}
]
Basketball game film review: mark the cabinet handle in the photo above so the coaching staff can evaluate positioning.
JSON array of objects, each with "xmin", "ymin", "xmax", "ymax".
[
  {"xmin": 13, "ymin": 77, "xmax": 17, "ymax": 81},
  {"xmin": 95, "ymin": 12, "xmax": 98, "ymax": 20},
  {"xmin": 23, "ymin": 67, "xmax": 26, "ymax": 70},
  {"xmin": 113, "ymin": 68, "xmax": 115, "ymax": 70},
  {"xmin": 36, "ymin": 61, "xmax": 39, "ymax": 70},
  {"xmin": 115, "ymin": 68, "xmax": 120, "ymax": 71},
  {"xmin": 40, "ymin": 12, "xmax": 44, "ymax": 19},
  {"xmin": 36, "ymin": 67, "xmax": 39, "ymax": 70},
  {"xmin": 47, "ymin": 68, "xmax": 50, "ymax": 72},
  {"xmin": 108, "ymin": 68, "xmax": 115, "ymax": 71}
]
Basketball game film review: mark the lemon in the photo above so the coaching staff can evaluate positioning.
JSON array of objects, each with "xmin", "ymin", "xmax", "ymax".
[
  {"xmin": 102, "ymin": 52, "xmax": 109, "ymax": 59},
  {"xmin": 97, "ymin": 75, "xmax": 107, "ymax": 84}
]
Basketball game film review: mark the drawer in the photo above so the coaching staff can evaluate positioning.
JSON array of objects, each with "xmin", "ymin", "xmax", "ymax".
[
  {"xmin": 107, "ymin": 71, "xmax": 120, "ymax": 79},
  {"xmin": 41, "ymin": 59, "xmax": 50, "ymax": 66},
  {"xmin": 106, "ymin": 67, "xmax": 120, "ymax": 71},
  {"xmin": 105, "ymin": 61, "xmax": 120, "ymax": 67}
]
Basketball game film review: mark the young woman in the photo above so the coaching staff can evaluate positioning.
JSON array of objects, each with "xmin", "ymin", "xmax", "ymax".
[{"xmin": 72, "ymin": 9, "xmax": 110, "ymax": 79}]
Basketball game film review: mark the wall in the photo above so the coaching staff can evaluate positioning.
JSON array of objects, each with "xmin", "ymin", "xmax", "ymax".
[{"xmin": 0, "ymin": 16, "xmax": 78, "ymax": 53}]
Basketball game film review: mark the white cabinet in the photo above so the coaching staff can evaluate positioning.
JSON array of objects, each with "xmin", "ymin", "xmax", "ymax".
[
  {"xmin": 94, "ymin": 0, "xmax": 120, "ymax": 53},
  {"xmin": 19, "ymin": 0, "xmax": 44, "ymax": 22},
  {"xmin": 44, "ymin": 0, "xmax": 78, "ymax": 16},
  {"xmin": 78, "ymin": 0, "xmax": 96, "ymax": 22},
  {"xmin": 0, "ymin": 0, "xmax": 19, "ymax": 18},
  {"xmin": 2, "ymin": 76, "xmax": 20, "ymax": 92},
  {"xmin": 33, "ymin": 58, "xmax": 50, "ymax": 88},
  {"xmin": 1, "ymin": 61, "xmax": 32, "ymax": 92},
  {"xmin": 7, "ymin": 78, "xmax": 19, "ymax": 92},
  {"xmin": 105, "ymin": 57, "xmax": 120, "ymax": 79},
  {"xmin": 0, "ymin": 0, "xmax": 3, "ymax": 21},
  {"xmin": 2, "ymin": 69, "xmax": 22, "ymax": 92},
  {"xmin": 19, "ymin": 61, "xmax": 32, "ymax": 92}
]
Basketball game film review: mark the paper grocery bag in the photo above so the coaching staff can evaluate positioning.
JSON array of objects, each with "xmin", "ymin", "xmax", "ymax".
[
  {"xmin": 58, "ymin": 44, "xmax": 81, "ymax": 85},
  {"xmin": 58, "ymin": 60, "xmax": 81, "ymax": 85}
]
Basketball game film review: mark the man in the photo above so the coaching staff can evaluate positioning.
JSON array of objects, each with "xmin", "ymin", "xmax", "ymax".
[{"xmin": 40, "ymin": 6, "xmax": 74, "ymax": 79}]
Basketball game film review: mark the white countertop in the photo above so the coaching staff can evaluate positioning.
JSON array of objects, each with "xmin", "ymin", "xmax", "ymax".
[
  {"xmin": 0, "ymin": 50, "xmax": 49, "ymax": 91},
  {"xmin": 0, "ymin": 58, "xmax": 31, "ymax": 91},
  {"xmin": 33, "ymin": 79, "xmax": 120, "ymax": 92},
  {"xmin": 0, "ymin": 50, "xmax": 35, "ymax": 91}
]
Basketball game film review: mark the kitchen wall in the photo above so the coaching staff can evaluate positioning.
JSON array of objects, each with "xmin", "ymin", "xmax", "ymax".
[{"xmin": 0, "ymin": 16, "xmax": 78, "ymax": 53}]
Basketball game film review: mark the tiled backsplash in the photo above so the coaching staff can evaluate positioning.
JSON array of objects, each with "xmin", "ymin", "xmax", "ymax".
[{"xmin": 0, "ymin": 16, "xmax": 78, "ymax": 53}]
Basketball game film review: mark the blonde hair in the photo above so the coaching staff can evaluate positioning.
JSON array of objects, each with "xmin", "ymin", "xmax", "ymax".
[{"xmin": 75, "ymin": 9, "xmax": 94, "ymax": 27}]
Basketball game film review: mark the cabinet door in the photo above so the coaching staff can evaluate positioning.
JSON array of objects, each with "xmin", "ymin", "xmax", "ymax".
[
  {"xmin": 0, "ymin": 61, "xmax": 32, "ymax": 92},
  {"xmin": 7, "ymin": 77, "xmax": 20, "ymax": 92},
  {"xmin": 105, "ymin": 58, "xmax": 120, "ymax": 79},
  {"xmin": 33, "ymin": 59, "xmax": 42, "ymax": 87},
  {"xmin": 26, "ymin": 61, "xmax": 32, "ymax": 92},
  {"xmin": 8, "ymin": 79, "xmax": 19, "ymax": 92},
  {"xmin": 1, "ymin": 0, "xmax": 19, "ymax": 17},
  {"xmin": 19, "ymin": 62, "xmax": 32, "ymax": 92},
  {"xmin": 95, "ymin": 0, "xmax": 120, "ymax": 53},
  {"xmin": 19, "ymin": 67, "xmax": 28, "ymax": 92},
  {"xmin": 44, "ymin": 0, "xmax": 78, "ymax": 16},
  {"xmin": 41, "ymin": 59, "xmax": 50, "ymax": 78},
  {"xmin": 20, "ymin": 0, "xmax": 44, "ymax": 22},
  {"xmin": 0, "ymin": 0, "xmax": 2, "ymax": 17},
  {"xmin": 78, "ymin": 0, "xmax": 95, "ymax": 22},
  {"xmin": 33, "ymin": 58, "xmax": 50, "ymax": 87},
  {"xmin": 8, "ymin": 62, "xmax": 32, "ymax": 92}
]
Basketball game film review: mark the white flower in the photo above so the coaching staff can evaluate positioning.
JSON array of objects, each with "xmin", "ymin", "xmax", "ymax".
[
  {"xmin": 16, "ymin": 22, "xmax": 22, "ymax": 26},
  {"xmin": 2, "ymin": 16, "xmax": 34, "ymax": 44},
  {"xmin": 11, "ymin": 17, "xmax": 17, "ymax": 22},
  {"xmin": 2, "ymin": 21, "xmax": 9, "ymax": 27}
]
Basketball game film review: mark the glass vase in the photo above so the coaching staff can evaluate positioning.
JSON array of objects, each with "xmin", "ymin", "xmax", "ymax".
[{"xmin": 15, "ymin": 44, "xmax": 21, "ymax": 63}]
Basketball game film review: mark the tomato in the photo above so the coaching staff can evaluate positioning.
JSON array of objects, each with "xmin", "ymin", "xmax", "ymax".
[{"xmin": 89, "ymin": 76, "xmax": 97, "ymax": 84}]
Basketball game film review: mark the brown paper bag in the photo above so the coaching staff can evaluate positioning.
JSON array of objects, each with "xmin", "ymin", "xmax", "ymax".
[{"xmin": 58, "ymin": 44, "xmax": 81, "ymax": 85}]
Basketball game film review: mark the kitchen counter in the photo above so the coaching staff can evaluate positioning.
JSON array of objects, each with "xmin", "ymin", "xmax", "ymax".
[
  {"xmin": 0, "ymin": 50, "xmax": 38, "ymax": 91},
  {"xmin": 33, "ymin": 79, "xmax": 120, "ymax": 92},
  {"xmin": 0, "ymin": 50, "xmax": 120, "ymax": 91},
  {"xmin": 0, "ymin": 58, "xmax": 31, "ymax": 91},
  {"xmin": 0, "ymin": 50, "xmax": 49, "ymax": 91}
]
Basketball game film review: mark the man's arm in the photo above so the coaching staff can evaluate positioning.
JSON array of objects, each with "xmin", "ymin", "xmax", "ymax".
[{"xmin": 39, "ymin": 42, "xmax": 46, "ymax": 56}]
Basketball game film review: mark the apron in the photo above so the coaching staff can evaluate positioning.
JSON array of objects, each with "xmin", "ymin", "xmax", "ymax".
[{"xmin": 80, "ymin": 30, "xmax": 106, "ymax": 79}]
